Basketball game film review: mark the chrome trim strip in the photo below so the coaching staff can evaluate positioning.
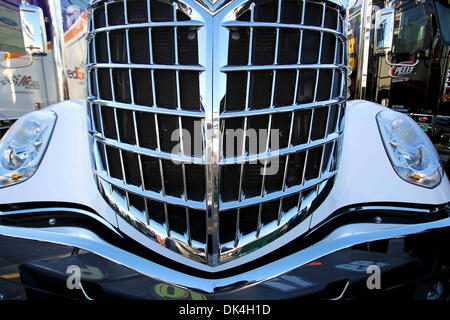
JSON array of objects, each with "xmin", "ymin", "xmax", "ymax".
[
  {"xmin": 88, "ymin": 20, "xmax": 205, "ymax": 34},
  {"xmin": 220, "ymin": 133, "xmax": 340, "ymax": 164},
  {"xmin": 93, "ymin": 135, "xmax": 205, "ymax": 164},
  {"xmin": 222, "ymin": 22, "xmax": 346, "ymax": 37},
  {"xmin": 0, "ymin": 207, "xmax": 122, "ymax": 236},
  {"xmin": 206, "ymin": 5, "xmax": 220, "ymax": 266},
  {"xmin": 219, "ymin": 172, "xmax": 337, "ymax": 210},
  {"xmin": 345, "ymin": 206, "xmax": 433, "ymax": 214},
  {"xmin": 221, "ymin": 63, "xmax": 344, "ymax": 72},
  {"xmin": 89, "ymin": 99, "xmax": 205, "ymax": 117},
  {"xmin": 89, "ymin": 63, "xmax": 206, "ymax": 71},
  {"xmin": 329, "ymin": 280, "xmax": 350, "ymax": 300},
  {"xmin": 96, "ymin": 173, "xmax": 207, "ymax": 210}
]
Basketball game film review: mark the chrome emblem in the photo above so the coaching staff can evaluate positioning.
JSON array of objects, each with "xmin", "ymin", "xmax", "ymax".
[{"xmin": 194, "ymin": 0, "xmax": 233, "ymax": 13}]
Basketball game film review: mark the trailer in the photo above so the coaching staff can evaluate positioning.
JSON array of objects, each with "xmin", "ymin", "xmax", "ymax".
[{"xmin": 0, "ymin": 0, "xmax": 88, "ymax": 137}]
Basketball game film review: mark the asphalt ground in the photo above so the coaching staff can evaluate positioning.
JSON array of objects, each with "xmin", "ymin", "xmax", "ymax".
[{"xmin": 0, "ymin": 236, "xmax": 73, "ymax": 300}]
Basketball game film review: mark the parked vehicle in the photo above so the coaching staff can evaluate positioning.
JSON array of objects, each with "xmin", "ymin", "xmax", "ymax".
[
  {"xmin": 0, "ymin": 0, "xmax": 88, "ymax": 137},
  {"xmin": 347, "ymin": 0, "xmax": 450, "ymax": 173},
  {"xmin": 0, "ymin": 0, "xmax": 449, "ymax": 300}
]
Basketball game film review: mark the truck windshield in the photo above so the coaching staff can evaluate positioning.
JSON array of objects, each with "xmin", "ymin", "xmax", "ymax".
[
  {"xmin": 392, "ymin": 1, "xmax": 428, "ymax": 54},
  {"xmin": 0, "ymin": 4, "xmax": 25, "ymax": 53},
  {"xmin": 434, "ymin": 1, "xmax": 450, "ymax": 45}
]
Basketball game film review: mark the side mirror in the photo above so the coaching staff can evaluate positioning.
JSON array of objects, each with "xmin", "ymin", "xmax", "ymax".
[
  {"xmin": 374, "ymin": 7, "xmax": 394, "ymax": 55},
  {"xmin": 19, "ymin": 4, "xmax": 47, "ymax": 55}
]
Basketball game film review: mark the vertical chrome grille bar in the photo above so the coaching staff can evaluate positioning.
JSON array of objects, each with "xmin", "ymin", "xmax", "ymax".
[
  {"xmin": 319, "ymin": 106, "xmax": 332, "ymax": 178},
  {"xmin": 186, "ymin": 208, "xmax": 192, "ymax": 246},
  {"xmin": 104, "ymin": 17, "xmax": 114, "ymax": 106},
  {"xmin": 114, "ymin": 110, "xmax": 130, "ymax": 210},
  {"xmin": 302, "ymin": 96, "xmax": 316, "ymax": 189},
  {"xmin": 320, "ymin": 1, "xmax": 326, "ymax": 54},
  {"xmin": 133, "ymin": 111, "xmax": 150, "ymax": 223},
  {"xmin": 327, "ymin": 139, "xmax": 336, "ymax": 174},
  {"xmin": 91, "ymin": 7, "xmax": 113, "ymax": 192},
  {"xmin": 154, "ymin": 114, "xmax": 170, "ymax": 237},
  {"xmin": 86, "ymin": 27, "xmax": 95, "ymax": 133},
  {"xmin": 293, "ymin": 0, "xmax": 305, "ymax": 103},
  {"xmin": 336, "ymin": 102, "xmax": 342, "ymax": 133},
  {"xmin": 106, "ymin": 3, "xmax": 129, "ymax": 203},
  {"xmin": 234, "ymin": 2, "xmax": 256, "ymax": 246},
  {"xmin": 147, "ymin": 0, "xmax": 157, "ymax": 109},
  {"xmin": 173, "ymin": 3, "xmax": 187, "ymax": 201},
  {"xmin": 173, "ymin": 2, "xmax": 191, "ymax": 244},
  {"xmin": 145, "ymin": 0, "xmax": 169, "ymax": 236},
  {"xmin": 278, "ymin": 0, "xmax": 306, "ymax": 224},
  {"xmin": 278, "ymin": 107, "xmax": 296, "ymax": 225},
  {"xmin": 312, "ymin": 2, "xmax": 326, "ymax": 107},
  {"xmin": 256, "ymin": 0, "xmax": 282, "ymax": 237},
  {"xmin": 318, "ymin": 18, "xmax": 338, "ymax": 181},
  {"xmin": 98, "ymin": 108, "xmax": 112, "ymax": 180},
  {"xmin": 123, "ymin": 0, "xmax": 128, "ymax": 24},
  {"xmin": 128, "ymin": 39, "xmax": 149, "ymax": 224}
]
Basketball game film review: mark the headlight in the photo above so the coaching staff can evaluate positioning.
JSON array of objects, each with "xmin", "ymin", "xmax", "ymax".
[
  {"xmin": 0, "ymin": 109, "xmax": 56, "ymax": 187},
  {"xmin": 376, "ymin": 110, "xmax": 443, "ymax": 188}
]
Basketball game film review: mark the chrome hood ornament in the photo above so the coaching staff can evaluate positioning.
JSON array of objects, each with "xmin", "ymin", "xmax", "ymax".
[{"xmin": 193, "ymin": 0, "xmax": 234, "ymax": 13}]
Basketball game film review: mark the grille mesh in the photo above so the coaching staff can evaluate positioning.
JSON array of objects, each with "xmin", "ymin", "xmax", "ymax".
[{"xmin": 87, "ymin": 0, "xmax": 347, "ymax": 265}]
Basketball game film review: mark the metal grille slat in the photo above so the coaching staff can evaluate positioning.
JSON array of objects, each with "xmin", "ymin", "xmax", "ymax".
[
  {"xmin": 89, "ymin": 21, "xmax": 204, "ymax": 35},
  {"xmin": 90, "ymin": 63, "xmax": 205, "ymax": 71},
  {"xmin": 89, "ymin": 99, "xmax": 205, "ymax": 117},
  {"xmin": 221, "ymin": 63, "xmax": 343, "ymax": 72},
  {"xmin": 256, "ymin": 0, "xmax": 282, "ymax": 238},
  {"xmin": 233, "ymin": 2, "xmax": 256, "ymax": 247},
  {"xmin": 223, "ymin": 21, "xmax": 346, "ymax": 37}
]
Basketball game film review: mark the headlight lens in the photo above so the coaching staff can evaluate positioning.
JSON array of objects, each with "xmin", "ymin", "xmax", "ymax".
[
  {"xmin": 0, "ymin": 110, "xmax": 56, "ymax": 187},
  {"xmin": 376, "ymin": 110, "xmax": 443, "ymax": 188}
]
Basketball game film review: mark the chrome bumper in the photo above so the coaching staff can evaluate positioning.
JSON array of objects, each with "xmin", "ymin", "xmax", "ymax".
[{"xmin": 0, "ymin": 203, "xmax": 449, "ymax": 294}]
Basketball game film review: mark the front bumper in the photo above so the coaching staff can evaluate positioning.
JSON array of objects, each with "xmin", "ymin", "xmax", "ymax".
[{"xmin": 0, "ymin": 202, "xmax": 449, "ymax": 297}]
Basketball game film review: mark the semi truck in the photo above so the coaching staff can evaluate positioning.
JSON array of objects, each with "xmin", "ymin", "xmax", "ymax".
[
  {"xmin": 347, "ymin": 0, "xmax": 450, "ymax": 172},
  {"xmin": 0, "ymin": 0, "xmax": 449, "ymax": 300},
  {"xmin": 0, "ymin": 0, "xmax": 88, "ymax": 137}
]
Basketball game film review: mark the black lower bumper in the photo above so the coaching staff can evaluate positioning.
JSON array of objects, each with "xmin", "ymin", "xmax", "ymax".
[{"xmin": 17, "ymin": 228, "xmax": 450, "ymax": 300}]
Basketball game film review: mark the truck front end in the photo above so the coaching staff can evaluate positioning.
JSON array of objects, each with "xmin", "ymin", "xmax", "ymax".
[{"xmin": 0, "ymin": 0, "xmax": 449, "ymax": 300}]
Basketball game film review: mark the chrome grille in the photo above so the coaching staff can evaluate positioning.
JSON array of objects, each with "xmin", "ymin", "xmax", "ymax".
[{"xmin": 87, "ymin": 0, "xmax": 347, "ymax": 267}]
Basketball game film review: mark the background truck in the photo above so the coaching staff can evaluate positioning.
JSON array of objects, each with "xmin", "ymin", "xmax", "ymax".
[
  {"xmin": 347, "ymin": 0, "xmax": 450, "ymax": 173},
  {"xmin": 0, "ymin": 0, "xmax": 88, "ymax": 137}
]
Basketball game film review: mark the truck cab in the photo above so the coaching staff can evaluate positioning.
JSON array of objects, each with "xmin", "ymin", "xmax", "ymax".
[{"xmin": 0, "ymin": 0, "xmax": 88, "ymax": 137}]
